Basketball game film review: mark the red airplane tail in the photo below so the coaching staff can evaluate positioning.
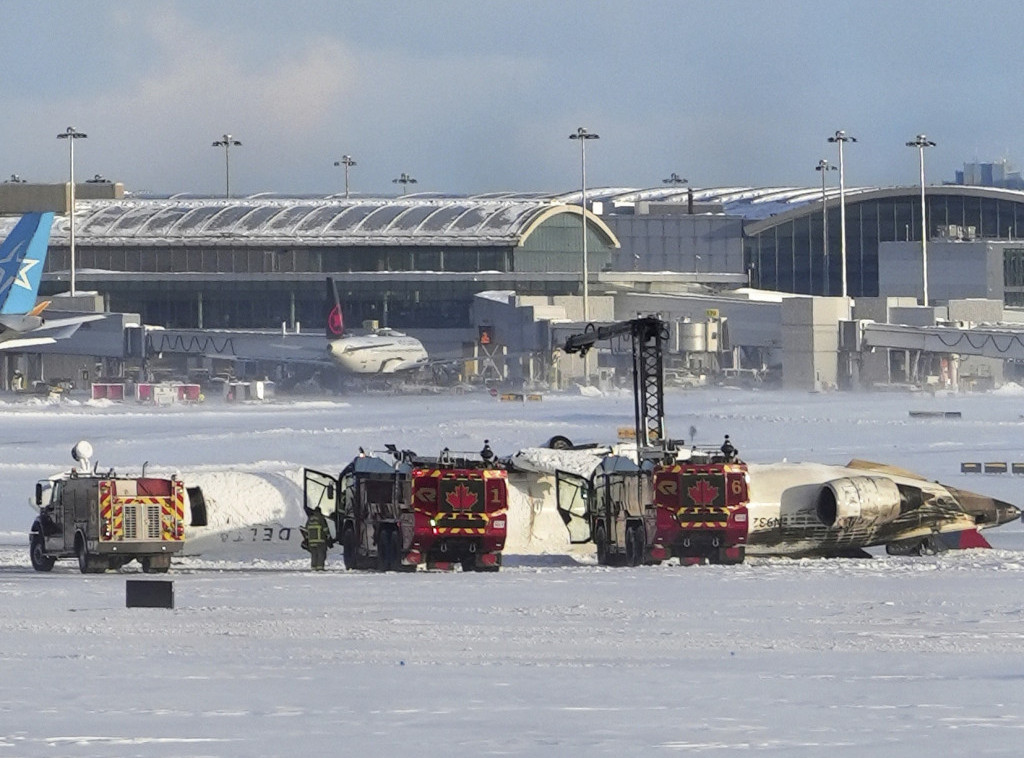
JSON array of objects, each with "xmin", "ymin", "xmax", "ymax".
[{"xmin": 326, "ymin": 278, "xmax": 344, "ymax": 339}]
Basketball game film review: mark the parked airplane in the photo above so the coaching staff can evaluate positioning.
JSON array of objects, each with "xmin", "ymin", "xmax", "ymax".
[
  {"xmin": 325, "ymin": 277, "xmax": 429, "ymax": 374},
  {"xmin": 0, "ymin": 211, "xmax": 103, "ymax": 350}
]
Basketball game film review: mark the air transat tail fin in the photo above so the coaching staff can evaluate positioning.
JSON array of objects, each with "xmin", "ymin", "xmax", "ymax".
[
  {"xmin": 326, "ymin": 277, "xmax": 345, "ymax": 339},
  {"xmin": 0, "ymin": 212, "xmax": 54, "ymax": 315}
]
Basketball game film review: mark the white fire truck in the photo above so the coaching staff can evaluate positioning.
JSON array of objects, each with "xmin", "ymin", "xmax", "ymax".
[{"xmin": 29, "ymin": 442, "xmax": 191, "ymax": 573}]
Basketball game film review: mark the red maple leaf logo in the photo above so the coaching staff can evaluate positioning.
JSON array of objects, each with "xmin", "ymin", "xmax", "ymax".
[
  {"xmin": 328, "ymin": 305, "xmax": 344, "ymax": 336},
  {"xmin": 445, "ymin": 483, "xmax": 478, "ymax": 510},
  {"xmin": 687, "ymin": 478, "xmax": 720, "ymax": 506}
]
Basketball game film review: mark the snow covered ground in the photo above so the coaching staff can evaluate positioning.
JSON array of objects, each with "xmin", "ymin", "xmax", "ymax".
[{"xmin": 3, "ymin": 386, "xmax": 1024, "ymax": 756}]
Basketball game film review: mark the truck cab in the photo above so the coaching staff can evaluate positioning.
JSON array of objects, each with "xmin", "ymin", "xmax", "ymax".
[{"xmin": 555, "ymin": 454, "xmax": 656, "ymax": 566}]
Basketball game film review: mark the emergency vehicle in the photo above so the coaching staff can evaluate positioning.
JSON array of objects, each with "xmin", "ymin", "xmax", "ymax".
[
  {"xmin": 303, "ymin": 443, "xmax": 509, "ymax": 571},
  {"xmin": 648, "ymin": 449, "xmax": 749, "ymax": 564},
  {"xmin": 29, "ymin": 441, "xmax": 189, "ymax": 573},
  {"xmin": 556, "ymin": 317, "xmax": 748, "ymax": 565}
]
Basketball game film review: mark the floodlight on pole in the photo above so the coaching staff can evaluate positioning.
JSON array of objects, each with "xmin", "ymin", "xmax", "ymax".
[
  {"xmin": 334, "ymin": 155, "xmax": 356, "ymax": 198},
  {"xmin": 906, "ymin": 134, "xmax": 936, "ymax": 306},
  {"xmin": 57, "ymin": 126, "xmax": 87, "ymax": 296},
  {"xmin": 662, "ymin": 172, "xmax": 687, "ymax": 185},
  {"xmin": 827, "ymin": 130, "xmax": 856, "ymax": 298},
  {"xmin": 816, "ymin": 159, "xmax": 837, "ymax": 295},
  {"xmin": 569, "ymin": 127, "xmax": 599, "ymax": 322},
  {"xmin": 211, "ymin": 134, "xmax": 242, "ymax": 198},
  {"xmin": 392, "ymin": 172, "xmax": 417, "ymax": 194}
]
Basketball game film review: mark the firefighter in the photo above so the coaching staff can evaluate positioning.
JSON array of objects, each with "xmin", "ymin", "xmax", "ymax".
[
  {"xmin": 720, "ymin": 435, "xmax": 737, "ymax": 462},
  {"xmin": 301, "ymin": 504, "xmax": 332, "ymax": 570}
]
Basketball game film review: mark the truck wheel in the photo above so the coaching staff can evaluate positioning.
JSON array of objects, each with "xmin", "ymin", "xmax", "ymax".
[
  {"xmin": 717, "ymin": 546, "xmax": 745, "ymax": 565},
  {"xmin": 377, "ymin": 528, "xmax": 394, "ymax": 571},
  {"xmin": 388, "ymin": 529, "xmax": 403, "ymax": 572},
  {"xmin": 30, "ymin": 538, "xmax": 55, "ymax": 572},
  {"xmin": 76, "ymin": 537, "xmax": 104, "ymax": 574},
  {"xmin": 595, "ymin": 525, "xmax": 609, "ymax": 566},
  {"xmin": 460, "ymin": 555, "xmax": 476, "ymax": 572},
  {"xmin": 342, "ymin": 528, "xmax": 358, "ymax": 570},
  {"xmin": 626, "ymin": 525, "xmax": 645, "ymax": 567}
]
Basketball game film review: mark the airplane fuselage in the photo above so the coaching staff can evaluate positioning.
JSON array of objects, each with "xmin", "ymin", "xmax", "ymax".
[
  {"xmin": 328, "ymin": 330, "xmax": 429, "ymax": 374},
  {"xmin": 742, "ymin": 461, "xmax": 1020, "ymax": 556}
]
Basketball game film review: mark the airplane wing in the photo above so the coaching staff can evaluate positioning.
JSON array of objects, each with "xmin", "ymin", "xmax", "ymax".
[
  {"xmin": 0, "ymin": 335, "xmax": 57, "ymax": 350},
  {"xmin": 845, "ymin": 459, "xmax": 930, "ymax": 481},
  {"xmin": 34, "ymin": 313, "xmax": 106, "ymax": 331}
]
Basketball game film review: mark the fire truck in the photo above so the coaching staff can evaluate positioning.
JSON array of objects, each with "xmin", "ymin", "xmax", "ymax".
[
  {"xmin": 555, "ymin": 453, "xmax": 656, "ymax": 566},
  {"xmin": 648, "ymin": 449, "xmax": 749, "ymax": 564},
  {"xmin": 557, "ymin": 317, "xmax": 749, "ymax": 565},
  {"xmin": 303, "ymin": 443, "xmax": 509, "ymax": 571},
  {"xmin": 29, "ymin": 441, "xmax": 190, "ymax": 573}
]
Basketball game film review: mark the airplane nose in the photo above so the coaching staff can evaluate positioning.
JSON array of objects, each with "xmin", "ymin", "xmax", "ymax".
[{"xmin": 948, "ymin": 488, "xmax": 1021, "ymax": 527}]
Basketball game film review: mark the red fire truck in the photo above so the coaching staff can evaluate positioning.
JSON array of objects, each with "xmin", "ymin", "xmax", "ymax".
[
  {"xmin": 304, "ymin": 444, "xmax": 508, "ymax": 571},
  {"xmin": 648, "ymin": 450, "xmax": 749, "ymax": 564}
]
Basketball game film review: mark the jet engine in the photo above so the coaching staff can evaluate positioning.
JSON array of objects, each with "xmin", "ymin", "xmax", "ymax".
[{"xmin": 816, "ymin": 476, "xmax": 902, "ymax": 528}]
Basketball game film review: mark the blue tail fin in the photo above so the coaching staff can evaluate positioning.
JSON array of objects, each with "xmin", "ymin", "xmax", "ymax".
[{"xmin": 0, "ymin": 212, "xmax": 53, "ymax": 315}]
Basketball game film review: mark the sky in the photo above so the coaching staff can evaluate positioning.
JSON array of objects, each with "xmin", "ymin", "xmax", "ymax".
[{"xmin": 3, "ymin": 1, "xmax": 1024, "ymax": 197}]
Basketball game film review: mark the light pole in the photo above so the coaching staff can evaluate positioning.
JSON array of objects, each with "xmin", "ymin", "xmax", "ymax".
[
  {"xmin": 827, "ymin": 130, "xmax": 856, "ymax": 297},
  {"xmin": 569, "ymin": 127, "xmax": 599, "ymax": 322},
  {"xmin": 392, "ymin": 172, "xmax": 417, "ymax": 194},
  {"xmin": 211, "ymin": 134, "xmax": 242, "ymax": 198},
  {"xmin": 662, "ymin": 172, "xmax": 687, "ymax": 185},
  {"xmin": 816, "ymin": 159, "xmax": 837, "ymax": 295},
  {"xmin": 334, "ymin": 155, "xmax": 356, "ymax": 198},
  {"xmin": 57, "ymin": 126, "xmax": 87, "ymax": 296},
  {"xmin": 906, "ymin": 134, "xmax": 936, "ymax": 305}
]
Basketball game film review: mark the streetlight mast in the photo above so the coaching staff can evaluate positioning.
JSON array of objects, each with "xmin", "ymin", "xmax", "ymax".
[
  {"xmin": 392, "ymin": 173, "xmax": 417, "ymax": 194},
  {"xmin": 211, "ymin": 134, "xmax": 242, "ymax": 198},
  {"xmin": 827, "ymin": 130, "xmax": 856, "ymax": 297},
  {"xmin": 56, "ymin": 126, "xmax": 87, "ymax": 296},
  {"xmin": 816, "ymin": 159, "xmax": 837, "ymax": 295},
  {"xmin": 906, "ymin": 134, "xmax": 936, "ymax": 306},
  {"xmin": 569, "ymin": 127, "xmax": 599, "ymax": 322},
  {"xmin": 334, "ymin": 155, "xmax": 356, "ymax": 198}
]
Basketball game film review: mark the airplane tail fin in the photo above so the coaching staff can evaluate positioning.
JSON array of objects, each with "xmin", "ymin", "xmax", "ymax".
[
  {"xmin": 936, "ymin": 527, "xmax": 992, "ymax": 550},
  {"xmin": 326, "ymin": 277, "xmax": 345, "ymax": 339},
  {"xmin": 0, "ymin": 212, "xmax": 54, "ymax": 315}
]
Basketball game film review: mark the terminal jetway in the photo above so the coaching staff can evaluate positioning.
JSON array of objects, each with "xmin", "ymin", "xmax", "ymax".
[
  {"xmin": 133, "ymin": 327, "xmax": 328, "ymax": 364},
  {"xmin": 858, "ymin": 321, "xmax": 1024, "ymax": 361}
]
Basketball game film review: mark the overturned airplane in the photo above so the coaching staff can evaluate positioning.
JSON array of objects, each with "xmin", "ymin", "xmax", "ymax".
[
  {"xmin": 741, "ymin": 458, "xmax": 1020, "ymax": 557},
  {"xmin": 512, "ymin": 443, "xmax": 1021, "ymax": 562}
]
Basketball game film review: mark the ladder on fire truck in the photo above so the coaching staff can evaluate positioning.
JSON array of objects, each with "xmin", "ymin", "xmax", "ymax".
[{"xmin": 562, "ymin": 316, "xmax": 669, "ymax": 455}]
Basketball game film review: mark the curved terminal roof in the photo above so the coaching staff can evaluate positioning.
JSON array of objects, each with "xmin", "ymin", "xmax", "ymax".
[
  {"xmin": 35, "ymin": 185, "xmax": 1024, "ymax": 247},
  {"xmin": 555, "ymin": 185, "xmax": 884, "ymax": 220},
  {"xmin": 52, "ymin": 196, "xmax": 618, "ymax": 248}
]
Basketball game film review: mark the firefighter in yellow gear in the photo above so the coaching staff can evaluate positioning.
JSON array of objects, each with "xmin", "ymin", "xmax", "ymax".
[{"xmin": 302, "ymin": 505, "xmax": 332, "ymax": 570}]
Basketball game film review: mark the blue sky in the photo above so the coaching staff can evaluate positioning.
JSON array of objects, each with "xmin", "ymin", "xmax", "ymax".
[{"xmin": 2, "ymin": 0, "xmax": 1022, "ymax": 196}]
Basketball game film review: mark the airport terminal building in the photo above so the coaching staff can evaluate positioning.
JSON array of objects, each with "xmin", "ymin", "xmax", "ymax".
[
  {"xmin": 7, "ymin": 183, "xmax": 1024, "ymax": 334},
  {"xmin": 35, "ymin": 194, "xmax": 620, "ymax": 331}
]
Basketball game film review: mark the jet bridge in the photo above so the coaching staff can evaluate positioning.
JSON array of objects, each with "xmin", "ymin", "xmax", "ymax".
[
  {"xmin": 858, "ymin": 321, "xmax": 1024, "ymax": 361},
  {"xmin": 130, "ymin": 326, "xmax": 329, "ymax": 365}
]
